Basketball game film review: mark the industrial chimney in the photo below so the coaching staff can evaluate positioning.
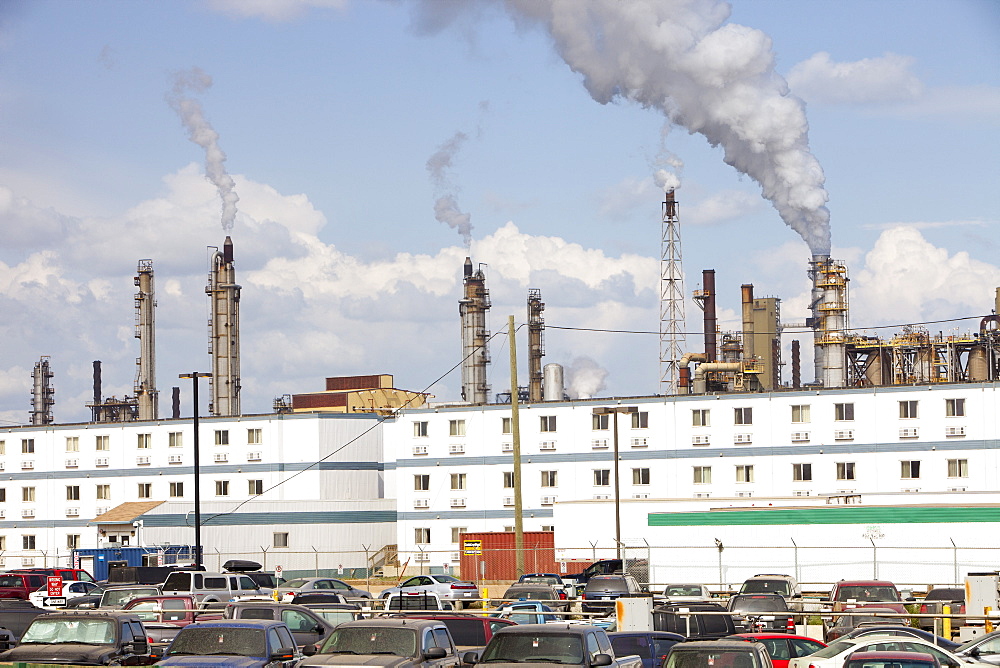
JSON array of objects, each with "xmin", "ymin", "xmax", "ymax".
[
  {"xmin": 29, "ymin": 356, "xmax": 54, "ymax": 425},
  {"xmin": 459, "ymin": 257, "xmax": 491, "ymax": 404},
  {"xmin": 134, "ymin": 259, "xmax": 158, "ymax": 420},
  {"xmin": 808, "ymin": 255, "xmax": 849, "ymax": 388},
  {"xmin": 527, "ymin": 289, "xmax": 545, "ymax": 402},
  {"xmin": 206, "ymin": 236, "xmax": 242, "ymax": 416}
]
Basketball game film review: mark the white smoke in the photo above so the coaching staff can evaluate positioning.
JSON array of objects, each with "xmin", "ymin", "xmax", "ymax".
[
  {"xmin": 426, "ymin": 131, "xmax": 473, "ymax": 247},
  {"xmin": 565, "ymin": 356, "xmax": 609, "ymax": 399},
  {"xmin": 654, "ymin": 169, "xmax": 681, "ymax": 192},
  {"xmin": 500, "ymin": 0, "xmax": 831, "ymax": 254},
  {"xmin": 167, "ymin": 68, "xmax": 239, "ymax": 232}
]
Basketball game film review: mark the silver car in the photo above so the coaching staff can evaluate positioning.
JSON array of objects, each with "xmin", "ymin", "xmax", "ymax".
[
  {"xmin": 378, "ymin": 575, "xmax": 480, "ymax": 604},
  {"xmin": 276, "ymin": 577, "xmax": 372, "ymax": 602}
]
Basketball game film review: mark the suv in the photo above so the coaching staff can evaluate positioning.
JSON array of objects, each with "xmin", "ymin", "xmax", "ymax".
[
  {"xmin": 161, "ymin": 570, "xmax": 269, "ymax": 603},
  {"xmin": 653, "ymin": 602, "xmax": 738, "ymax": 639},
  {"xmin": 727, "ymin": 594, "xmax": 795, "ymax": 634},
  {"xmin": 0, "ymin": 572, "xmax": 47, "ymax": 599},
  {"xmin": 11, "ymin": 568, "xmax": 96, "ymax": 583},
  {"xmin": 739, "ymin": 575, "xmax": 801, "ymax": 599},
  {"xmin": 829, "ymin": 580, "xmax": 910, "ymax": 615},
  {"xmin": 582, "ymin": 574, "xmax": 645, "ymax": 614}
]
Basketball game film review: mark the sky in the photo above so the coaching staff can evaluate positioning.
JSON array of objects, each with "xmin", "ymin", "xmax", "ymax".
[{"xmin": 1, "ymin": 0, "xmax": 998, "ymax": 425}]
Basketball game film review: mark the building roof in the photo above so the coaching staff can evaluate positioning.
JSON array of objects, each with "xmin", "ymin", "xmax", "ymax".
[{"xmin": 90, "ymin": 501, "xmax": 164, "ymax": 525}]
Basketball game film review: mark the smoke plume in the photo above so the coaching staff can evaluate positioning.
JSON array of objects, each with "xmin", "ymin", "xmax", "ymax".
[
  {"xmin": 501, "ymin": 0, "xmax": 832, "ymax": 254},
  {"xmin": 167, "ymin": 68, "xmax": 239, "ymax": 232},
  {"xmin": 566, "ymin": 356, "xmax": 609, "ymax": 399},
  {"xmin": 426, "ymin": 131, "xmax": 473, "ymax": 247}
]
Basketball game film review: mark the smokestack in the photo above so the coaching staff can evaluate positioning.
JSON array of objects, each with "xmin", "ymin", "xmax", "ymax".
[
  {"xmin": 134, "ymin": 259, "xmax": 158, "ymax": 420},
  {"xmin": 207, "ymin": 237, "xmax": 242, "ymax": 416},
  {"xmin": 458, "ymin": 257, "xmax": 491, "ymax": 404},
  {"xmin": 30, "ymin": 356, "xmax": 55, "ymax": 426},
  {"xmin": 527, "ymin": 289, "xmax": 545, "ymax": 403},
  {"xmin": 702, "ymin": 270, "xmax": 717, "ymax": 363},
  {"xmin": 741, "ymin": 284, "xmax": 755, "ymax": 360},
  {"xmin": 464, "ymin": 256, "xmax": 473, "ymax": 278},
  {"xmin": 93, "ymin": 360, "xmax": 102, "ymax": 405},
  {"xmin": 172, "ymin": 387, "xmax": 181, "ymax": 419},
  {"xmin": 809, "ymin": 255, "xmax": 848, "ymax": 387},
  {"xmin": 223, "ymin": 235, "xmax": 234, "ymax": 264},
  {"xmin": 791, "ymin": 340, "xmax": 801, "ymax": 389}
]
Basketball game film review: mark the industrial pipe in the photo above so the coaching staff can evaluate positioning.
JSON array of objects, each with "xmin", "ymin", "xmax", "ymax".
[
  {"xmin": 692, "ymin": 362, "xmax": 742, "ymax": 394},
  {"xmin": 678, "ymin": 352, "xmax": 707, "ymax": 391}
]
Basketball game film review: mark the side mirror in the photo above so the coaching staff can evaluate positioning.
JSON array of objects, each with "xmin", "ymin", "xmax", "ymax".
[
  {"xmin": 594, "ymin": 654, "xmax": 614, "ymax": 667},
  {"xmin": 270, "ymin": 649, "xmax": 296, "ymax": 662},
  {"xmin": 969, "ymin": 648, "xmax": 981, "ymax": 658},
  {"xmin": 463, "ymin": 651, "xmax": 480, "ymax": 664},
  {"xmin": 424, "ymin": 647, "xmax": 448, "ymax": 660},
  {"xmin": 303, "ymin": 644, "xmax": 318, "ymax": 657}
]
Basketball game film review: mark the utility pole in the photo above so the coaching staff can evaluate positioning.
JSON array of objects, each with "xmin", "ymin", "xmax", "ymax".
[{"xmin": 509, "ymin": 315, "xmax": 524, "ymax": 577}]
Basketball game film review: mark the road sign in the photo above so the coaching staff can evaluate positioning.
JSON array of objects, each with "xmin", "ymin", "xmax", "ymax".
[
  {"xmin": 463, "ymin": 539, "xmax": 482, "ymax": 556},
  {"xmin": 47, "ymin": 576, "xmax": 62, "ymax": 597},
  {"xmin": 275, "ymin": 565, "xmax": 283, "ymax": 577}
]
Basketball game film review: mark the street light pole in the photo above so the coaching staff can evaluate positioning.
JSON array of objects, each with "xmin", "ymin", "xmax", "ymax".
[
  {"xmin": 180, "ymin": 372, "xmax": 211, "ymax": 569},
  {"xmin": 593, "ymin": 406, "xmax": 638, "ymax": 561}
]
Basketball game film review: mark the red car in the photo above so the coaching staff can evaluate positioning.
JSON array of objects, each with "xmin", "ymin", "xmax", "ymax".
[
  {"xmin": 829, "ymin": 580, "xmax": 911, "ymax": 616},
  {"xmin": 0, "ymin": 573, "xmax": 47, "ymax": 600},
  {"xmin": 726, "ymin": 633, "xmax": 827, "ymax": 668}
]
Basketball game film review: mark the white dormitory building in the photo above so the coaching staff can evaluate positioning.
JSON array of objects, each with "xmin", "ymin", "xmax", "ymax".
[{"xmin": 0, "ymin": 381, "xmax": 997, "ymax": 582}]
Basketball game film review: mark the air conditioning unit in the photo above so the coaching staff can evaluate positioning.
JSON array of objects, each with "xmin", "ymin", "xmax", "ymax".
[
  {"xmin": 66, "ymin": 507, "xmax": 80, "ymax": 517},
  {"xmin": 899, "ymin": 428, "xmax": 919, "ymax": 438},
  {"xmin": 539, "ymin": 441, "xmax": 556, "ymax": 451},
  {"xmin": 136, "ymin": 456, "xmax": 151, "ymax": 465},
  {"xmin": 836, "ymin": 490, "xmax": 856, "ymax": 495},
  {"xmin": 540, "ymin": 496, "xmax": 556, "ymax": 505},
  {"xmin": 948, "ymin": 486, "xmax": 968, "ymax": 492},
  {"xmin": 734, "ymin": 433, "xmax": 752, "ymax": 444},
  {"xmin": 901, "ymin": 487, "xmax": 920, "ymax": 493},
  {"xmin": 413, "ymin": 498, "xmax": 429, "ymax": 508},
  {"xmin": 247, "ymin": 451, "xmax": 262, "ymax": 461},
  {"xmin": 790, "ymin": 432, "xmax": 810, "ymax": 442},
  {"xmin": 95, "ymin": 457, "xmax": 109, "ymax": 467},
  {"xmin": 736, "ymin": 491, "xmax": 753, "ymax": 497},
  {"xmin": 632, "ymin": 493, "xmax": 650, "ymax": 499},
  {"xmin": 0, "ymin": 463, "xmax": 5, "ymax": 471},
  {"xmin": 694, "ymin": 492, "xmax": 711, "ymax": 498},
  {"xmin": 214, "ymin": 453, "xmax": 228, "ymax": 463},
  {"xmin": 630, "ymin": 437, "xmax": 648, "ymax": 448},
  {"xmin": 834, "ymin": 430, "xmax": 854, "ymax": 441},
  {"xmin": 448, "ymin": 444, "xmax": 465, "ymax": 454},
  {"xmin": 591, "ymin": 439, "xmax": 609, "ymax": 449},
  {"xmin": 65, "ymin": 458, "xmax": 79, "ymax": 468},
  {"xmin": 0, "ymin": 509, "xmax": 5, "ymax": 518},
  {"xmin": 793, "ymin": 490, "xmax": 811, "ymax": 497},
  {"xmin": 20, "ymin": 460, "xmax": 34, "ymax": 470},
  {"xmin": 412, "ymin": 445, "xmax": 429, "ymax": 455},
  {"xmin": 168, "ymin": 455, "xmax": 183, "ymax": 464},
  {"xmin": 501, "ymin": 442, "xmax": 513, "ymax": 452},
  {"xmin": 95, "ymin": 506, "xmax": 109, "ymax": 515},
  {"xmin": 945, "ymin": 426, "xmax": 966, "ymax": 437},
  {"xmin": 21, "ymin": 508, "xmax": 35, "ymax": 518},
  {"xmin": 502, "ymin": 496, "xmax": 514, "ymax": 506},
  {"xmin": 450, "ymin": 498, "xmax": 466, "ymax": 508},
  {"xmin": 414, "ymin": 552, "xmax": 430, "ymax": 562},
  {"xmin": 450, "ymin": 552, "xmax": 461, "ymax": 562},
  {"xmin": 692, "ymin": 435, "xmax": 710, "ymax": 445},
  {"xmin": 21, "ymin": 558, "xmax": 35, "ymax": 567},
  {"xmin": 593, "ymin": 494, "xmax": 611, "ymax": 500}
]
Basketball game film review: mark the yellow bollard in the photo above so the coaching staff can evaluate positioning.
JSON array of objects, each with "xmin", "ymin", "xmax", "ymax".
[
  {"xmin": 483, "ymin": 586, "xmax": 489, "ymax": 609},
  {"xmin": 986, "ymin": 606, "xmax": 993, "ymax": 633},
  {"xmin": 942, "ymin": 605, "xmax": 951, "ymax": 639}
]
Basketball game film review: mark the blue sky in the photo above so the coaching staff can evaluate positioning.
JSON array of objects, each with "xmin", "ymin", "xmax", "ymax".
[{"xmin": 1, "ymin": 0, "xmax": 998, "ymax": 424}]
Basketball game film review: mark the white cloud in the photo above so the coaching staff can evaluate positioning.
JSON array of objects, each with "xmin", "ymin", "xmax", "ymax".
[
  {"xmin": 861, "ymin": 219, "xmax": 997, "ymax": 231},
  {"xmin": 206, "ymin": 0, "xmax": 347, "ymax": 22},
  {"xmin": 787, "ymin": 52, "xmax": 923, "ymax": 105},
  {"xmin": 597, "ymin": 175, "xmax": 660, "ymax": 220},
  {"xmin": 687, "ymin": 190, "xmax": 766, "ymax": 226}
]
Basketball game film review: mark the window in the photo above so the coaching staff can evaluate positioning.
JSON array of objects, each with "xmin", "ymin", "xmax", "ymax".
[
  {"xmin": 215, "ymin": 480, "xmax": 229, "ymax": 496},
  {"xmin": 0, "ymin": 488, "xmax": 5, "ymax": 502},
  {"xmin": 413, "ymin": 421, "xmax": 428, "ymax": 437},
  {"xmin": 65, "ymin": 436, "xmax": 79, "ymax": 452},
  {"xmin": 451, "ymin": 527, "xmax": 467, "ymax": 543},
  {"xmin": 503, "ymin": 471, "xmax": 514, "ymax": 488},
  {"xmin": 66, "ymin": 485, "xmax": 80, "ymax": 501},
  {"xmin": 96, "ymin": 485, "xmax": 111, "ymax": 500},
  {"xmin": 137, "ymin": 433, "xmax": 151, "ymax": 449},
  {"xmin": 449, "ymin": 420, "xmax": 466, "ymax": 437},
  {"xmin": 692, "ymin": 409, "xmax": 710, "ymax": 427},
  {"xmin": 901, "ymin": 460, "xmax": 921, "ymax": 479},
  {"xmin": 541, "ymin": 525, "xmax": 554, "ymax": 532},
  {"xmin": 450, "ymin": 473, "xmax": 467, "ymax": 490},
  {"xmin": 736, "ymin": 465, "xmax": 754, "ymax": 483},
  {"xmin": 899, "ymin": 401, "xmax": 919, "ymax": 419},
  {"xmin": 592, "ymin": 413, "xmax": 610, "ymax": 430},
  {"xmin": 138, "ymin": 483, "xmax": 152, "ymax": 499},
  {"xmin": 414, "ymin": 474, "xmax": 430, "ymax": 491},
  {"xmin": 169, "ymin": 432, "xmax": 183, "ymax": 448},
  {"xmin": 540, "ymin": 415, "xmax": 557, "ymax": 432},
  {"xmin": 693, "ymin": 466, "xmax": 712, "ymax": 484},
  {"xmin": 214, "ymin": 430, "xmax": 229, "ymax": 446},
  {"xmin": 0, "ymin": 440, "xmax": 4, "ymax": 455},
  {"xmin": 793, "ymin": 463, "xmax": 813, "ymax": 481},
  {"xmin": 946, "ymin": 398, "xmax": 966, "ymax": 417},
  {"xmin": 632, "ymin": 411, "xmax": 649, "ymax": 429},
  {"xmin": 414, "ymin": 528, "xmax": 431, "ymax": 544},
  {"xmin": 248, "ymin": 479, "xmax": 264, "ymax": 495},
  {"xmin": 0, "ymin": 536, "xmax": 5, "ymax": 550},
  {"xmin": 837, "ymin": 462, "xmax": 856, "ymax": 480},
  {"xmin": 169, "ymin": 482, "xmax": 184, "ymax": 497},
  {"xmin": 67, "ymin": 534, "xmax": 80, "ymax": 550},
  {"xmin": 502, "ymin": 417, "xmax": 511, "ymax": 434},
  {"xmin": 734, "ymin": 407, "xmax": 753, "ymax": 425},
  {"xmin": 632, "ymin": 468, "xmax": 650, "ymax": 485},
  {"xmin": 22, "ymin": 487, "xmax": 35, "ymax": 502},
  {"xmin": 791, "ymin": 405, "xmax": 811, "ymax": 423},
  {"xmin": 95, "ymin": 435, "xmax": 109, "ymax": 450},
  {"xmin": 948, "ymin": 459, "xmax": 968, "ymax": 478},
  {"xmin": 541, "ymin": 471, "xmax": 558, "ymax": 487},
  {"xmin": 593, "ymin": 469, "xmax": 611, "ymax": 486},
  {"xmin": 21, "ymin": 439, "xmax": 34, "ymax": 454},
  {"xmin": 22, "ymin": 535, "xmax": 35, "ymax": 550},
  {"xmin": 835, "ymin": 403, "xmax": 854, "ymax": 421},
  {"xmin": 274, "ymin": 532, "xmax": 289, "ymax": 548},
  {"xmin": 245, "ymin": 428, "xmax": 263, "ymax": 445}
]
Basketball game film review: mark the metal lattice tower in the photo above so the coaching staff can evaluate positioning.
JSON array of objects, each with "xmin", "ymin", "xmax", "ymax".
[{"xmin": 659, "ymin": 190, "xmax": 685, "ymax": 394}]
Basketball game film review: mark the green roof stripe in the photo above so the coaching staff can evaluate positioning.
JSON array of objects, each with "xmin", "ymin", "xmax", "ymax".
[{"xmin": 647, "ymin": 506, "xmax": 1000, "ymax": 526}]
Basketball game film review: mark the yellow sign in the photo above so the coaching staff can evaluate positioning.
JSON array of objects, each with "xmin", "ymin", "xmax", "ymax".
[{"xmin": 463, "ymin": 540, "xmax": 482, "ymax": 555}]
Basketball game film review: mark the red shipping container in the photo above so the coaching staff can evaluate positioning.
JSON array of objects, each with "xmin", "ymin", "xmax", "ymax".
[{"xmin": 459, "ymin": 531, "xmax": 556, "ymax": 581}]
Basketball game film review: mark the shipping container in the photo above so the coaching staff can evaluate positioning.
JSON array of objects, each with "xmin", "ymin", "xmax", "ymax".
[{"xmin": 459, "ymin": 531, "xmax": 556, "ymax": 581}]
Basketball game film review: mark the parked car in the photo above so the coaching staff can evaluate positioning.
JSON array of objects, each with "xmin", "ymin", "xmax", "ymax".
[
  {"xmin": 661, "ymin": 584, "xmax": 713, "ymax": 603},
  {"xmin": 518, "ymin": 573, "xmax": 576, "ymax": 599},
  {"xmin": 740, "ymin": 575, "xmax": 802, "ymax": 599},
  {"xmin": 725, "ymin": 633, "xmax": 827, "ymax": 668},
  {"xmin": 385, "ymin": 591, "xmax": 452, "ymax": 611},
  {"xmin": 28, "ymin": 580, "xmax": 103, "ymax": 609},
  {"xmin": 98, "ymin": 584, "xmax": 161, "ymax": 609},
  {"xmin": 957, "ymin": 631, "xmax": 1000, "ymax": 666},
  {"xmin": 0, "ymin": 598, "xmax": 48, "ymax": 642},
  {"xmin": 156, "ymin": 618, "xmax": 301, "ymax": 667},
  {"xmin": 161, "ymin": 570, "xmax": 269, "ymax": 603},
  {"xmin": 388, "ymin": 612, "xmax": 517, "ymax": 651},
  {"xmin": 787, "ymin": 635, "xmax": 988, "ymax": 668},
  {"xmin": 844, "ymin": 651, "xmax": 942, "ymax": 668},
  {"xmin": 609, "ymin": 631, "xmax": 685, "ymax": 668},
  {"xmin": 298, "ymin": 602, "xmax": 362, "ymax": 627},
  {"xmin": 299, "ymin": 617, "xmax": 459, "ymax": 668},
  {"xmin": 654, "ymin": 602, "xmax": 738, "ymax": 640},
  {"xmin": 290, "ymin": 592, "xmax": 349, "ymax": 606},
  {"xmin": 275, "ymin": 577, "xmax": 372, "ymax": 602},
  {"xmin": 829, "ymin": 580, "xmax": 911, "ymax": 615},
  {"xmin": 0, "ymin": 572, "xmax": 48, "ymax": 600},
  {"xmin": 839, "ymin": 626, "xmax": 960, "ymax": 651},
  {"xmin": 498, "ymin": 583, "xmax": 569, "ymax": 611},
  {"xmin": 378, "ymin": 574, "xmax": 480, "ymax": 606},
  {"xmin": 10, "ymin": 568, "xmax": 96, "ymax": 584},
  {"xmin": 582, "ymin": 574, "xmax": 645, "ymax": 615},
  {"xmin": 727, "ymin": 594, "xmax": 795, "ymax": 634},
  {"xmin": 490, "ymin": 601, "xmax": 559, "ymax": 624},
  {"xmin": 466, "ymin": 623, "xmax": 644, "ymax": 668},
  {"xmin": 918, "ymin": 589, "xmax": 966, "ymax": 633},
  {"xmin": 827, "ymin": 608, "xmax": 910, "ymax": 641},
  {"xmin": 0, "ymin": 610, "xmax": 152, "ymax": 665},
  {"xmin": 664, "ymin": 638, "xmax": 774, "ymax": 668}
]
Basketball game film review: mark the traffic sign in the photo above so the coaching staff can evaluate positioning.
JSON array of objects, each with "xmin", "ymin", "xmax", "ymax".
[{"xmin": 47, "ymin": 576, "xmax": 62, "ymax": 597}]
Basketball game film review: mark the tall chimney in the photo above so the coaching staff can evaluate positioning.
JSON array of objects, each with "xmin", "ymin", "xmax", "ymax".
[
  {"xmin": 791, "ymin": 340, "xmax": 801, "ymax": 389},
  {"xmin": 702, "ymin": 270, "xmax": 717, "ymax": 363},
  {"xmin": 741, "ymin": 284, "xmax": 755, "ymax": 360},
  {"xmin": 134, "ymin": 259, "xmax": 158, "ymax": 420},
  {"xmin": 809, "ymin": 255, "xmax": 848, "ymax": 387},
  {"xmin": 207, "ymin": 236, "xmax": 242, "ymax": 416},
  {"xmin": 458, "ymin": 257, "xmax": 491, "ymax": 404},
  {"xmin": 527, "ymin": 289, "xmax": 545, "ymax": 403},
  {"xmin": 172, "ymin": 387, "xmax": 181, "ymax": 419},
  {"xmin": 29, "ymin": 356, "xmax": 55, "ymax": 425}
]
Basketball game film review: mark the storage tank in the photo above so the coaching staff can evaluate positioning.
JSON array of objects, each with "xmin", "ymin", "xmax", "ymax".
[{"xmin": 542, "ymin": 363, "xmax": 564, "ymax": 402}]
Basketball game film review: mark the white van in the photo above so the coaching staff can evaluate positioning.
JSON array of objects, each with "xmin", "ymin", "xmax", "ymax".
[{"xmin": 161, "ymin": 571, "xmax": 269, "ymax": 603}]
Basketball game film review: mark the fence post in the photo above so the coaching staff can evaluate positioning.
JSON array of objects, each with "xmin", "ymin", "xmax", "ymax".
[
  {"xmin": 951, "ymin": 537, "xmax": 958, "ymax": 585},
  {"xmin": 791, "ymin": 538, "xmax": 799, "ymax": 583},
  {"xmin": 715, "ymin": 539, "xmax": 724, "ymax": 590},
  {"xmin": 313, "ymin": 546, "xmax": 319, "ymax": 577}
]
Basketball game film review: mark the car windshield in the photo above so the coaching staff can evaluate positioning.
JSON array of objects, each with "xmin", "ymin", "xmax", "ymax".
[
  {"xmin": 481, "ymin": 633, "xmax": 584, "ymax": 664},
  {"xmin": 504, "ymin": 588, "xmax": 551, "ymax": 601},
  {"xmin": 730, "ymin": 596, "xmax": 787, "ymax": 612},
  {"xmin": 321, "ymin": 627, "xmax": 416, "ymax": 657},
  {"xmin": 167, "ymin": 627, "xmax": 266, "ymax": 657},
  {"xmin": 313, "ymin": 610, "xmax": 356, "ymax": 625},
  {"xmin": 838, "ymin": 586, "xmax": 900, "ymax": 602},
  {"xmin": 434, "ymin": 575, "xmax": 460, "ymax": 583},
  {"xmin": 0, "ymin": 575, "xmax": 26, "ymax": 588},
  {"xmin": 102, "ymin": 587, "xmax": 158, "ymax": 607},
  {"xmin": 810, "ymin": 640, "xmax": 859, "ymax": 659},
  {"xmin": 21, "ymin": 618, "xmax": 115, "ymax": 645},
  {"xmin": 282, "ymin": 578, "xmax": 312, "ymax": 588},
  {"xmin": 741, "ymin": 581, "xmax": 790, "ymax": 596},
  {"xmin": 666, "ymin": 649, "xmax": 758, "ymax": 668},
  {"xmin": 522, "ymin": 576, "xmax": 560, "ymax": 585},
  {"xmin": 665, "ymin": 586, "xmax": 705, "ymax": 597}
]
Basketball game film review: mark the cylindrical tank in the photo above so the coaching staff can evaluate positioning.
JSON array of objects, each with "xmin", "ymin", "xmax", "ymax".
[
  {"xmin": 969, "ymin": 346, "xmax": 990, "ymax": 381},
  {"xmin": 864, "ymin": 350, "xmax": 884, "ymax": 386},
  {"xmin": 542, "ymin": 363, "xmax": 564, "ymax": 402}
]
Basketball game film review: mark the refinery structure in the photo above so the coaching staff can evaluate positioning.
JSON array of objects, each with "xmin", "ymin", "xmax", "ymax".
[{"xmin": 2, "ymin": 193, "xmax": 1000, "ymax": 582}]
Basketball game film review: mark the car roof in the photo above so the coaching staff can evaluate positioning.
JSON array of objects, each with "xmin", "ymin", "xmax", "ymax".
[
  {"xmin": 338, "ymin": 618, "xmax": 444, "ymax": 630},
  {"xmin": 187, "ymin": 619, "xmax": 286, "ymax": 629},
  {"xmin": 493, "ymin": 623, "xmax": 597, "ymax": 636},
  {"xmin": 610, "ymin": 631, "xmax": 686, "ymax": 641},
  {"xmin": 848, "ymin": 651, "xmax": 938, "ymax": 662},
  {"xmin": 672, "ymin": 640, "xmax": 764, "ymax": 651},
  {"xmin": 728, "ymin": 634, "xmax": 823, "ymax": 642},
  {"xmin": 835, "ymin": 580, "xmax": 898, "ymax": 586}
]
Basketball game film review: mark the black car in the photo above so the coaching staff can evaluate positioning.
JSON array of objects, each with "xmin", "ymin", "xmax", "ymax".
[
  {"xmin": 727, "ymin": 594, "xmax": 795, "ymax": 633},
  {"xmin": 609, "ymin": 631, "xmax": 685, "ymax": 668},
  {"xmin": 653, "ymin": 602, "xmax": 738, "ymax": 639},
  {"xmin": 581, "ymin": 574, "xmax": 645, "ymax": 615}
]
